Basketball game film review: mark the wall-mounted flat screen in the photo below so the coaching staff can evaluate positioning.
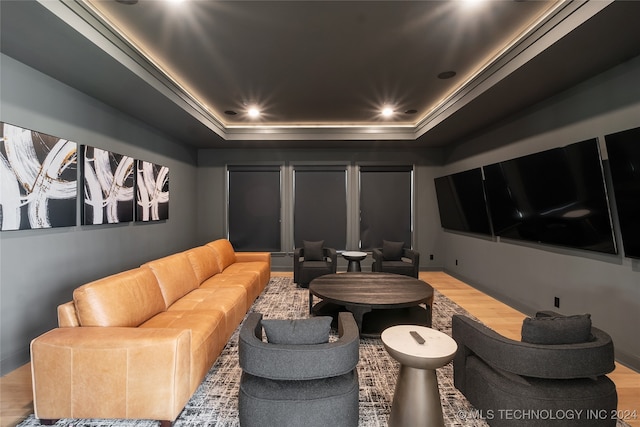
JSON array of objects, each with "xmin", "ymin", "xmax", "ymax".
[
  {"xmin": 483, "ymin": 139, "xmax": 616, "ymax": 254},
  {"xmin": 605, "ymin": 126, "xmax": 640, "ymax": 259},
  {"xmin": 434, "ymin": 168, "xmax": 492, "ymax": 235}
]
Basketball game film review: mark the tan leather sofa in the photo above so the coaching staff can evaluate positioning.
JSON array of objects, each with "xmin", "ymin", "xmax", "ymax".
[{"xmin": 30, "ymin": 239, "xmax": 270, "ymax": 426}]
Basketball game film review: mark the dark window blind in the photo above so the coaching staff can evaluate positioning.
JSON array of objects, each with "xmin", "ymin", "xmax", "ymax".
[
  {"xmin": 359, "ymin": 166, "xmax": 412, "ymax": 250},
  {"xmin": 228, "ymin": 166, "xmax": 281, "ymax": 251},
  {"xmin": 294, "ymin": 168, "xmax": 347, "ymax": 249}
]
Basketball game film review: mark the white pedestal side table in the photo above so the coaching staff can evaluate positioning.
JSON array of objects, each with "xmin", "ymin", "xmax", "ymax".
[
  {"xmin": 381, "ymin": 325, "xmax": 458, "ymax": 427},
  {"xmin": 341, "ymin": 251, "xmax": 367, "ymax": 272}
]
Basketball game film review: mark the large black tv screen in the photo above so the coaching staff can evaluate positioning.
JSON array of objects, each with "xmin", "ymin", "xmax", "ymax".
[
  {"xmin": 605, "ymin": 126, "xmax": 640, "ymax": 259},
  {"xmin": 483, "ymin": 139, "xmax": 616, "ymax": 254},
  {"xmin": 434, "ymin": 168, "xmax": 492, "ymax": 235}
]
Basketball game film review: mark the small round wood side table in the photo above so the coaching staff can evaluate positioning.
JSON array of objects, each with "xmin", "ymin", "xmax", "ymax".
[
  {"xmin": 381, "ymin": 325, "xmax": 458, "ymax": 427},
  {"xmin": 341, "ymin": 251, "xmax": 367, "ymax": 272}
]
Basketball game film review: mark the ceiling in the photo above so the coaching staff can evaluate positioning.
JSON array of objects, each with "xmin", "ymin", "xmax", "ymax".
[{"xmin": 2, "ymin": 0, "xmax": 640, "ymax": 149}]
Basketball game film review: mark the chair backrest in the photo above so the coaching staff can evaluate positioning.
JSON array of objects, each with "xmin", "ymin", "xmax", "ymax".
[
  {"xmin": 452, "ymin": 314, "xmax": 615, "ymax": 379},
  {"xmin": 239, "ymin": 312, "xmax": 359, "ymax": 381}
]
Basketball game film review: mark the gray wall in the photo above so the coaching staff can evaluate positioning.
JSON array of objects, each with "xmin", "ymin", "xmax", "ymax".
[
  {"xmin": 0, "ymin": 55, "xmax": 200, "ymax": 374},
  {"xmin": 438, "ymin": 54, "xmax": 640, "ymax": 369}
]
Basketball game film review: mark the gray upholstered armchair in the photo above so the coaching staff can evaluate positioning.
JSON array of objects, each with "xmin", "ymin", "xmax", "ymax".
[
  {"xmin": 452, "ymin": 312, "xmax": 617, "ymax": 427},
  {"xmin": 371, "ymin": 240, "xmax": 419, "ymax": 278},
  {"xmin": 293, "ymin": 240, "xmax": 337, "ymax": 288},
  {"xmin": 238, "ymin": 312, "xmax": 360, "ymax": 427}
]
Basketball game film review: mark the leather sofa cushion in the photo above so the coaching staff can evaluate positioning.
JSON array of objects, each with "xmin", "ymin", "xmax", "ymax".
[
  {"xmin": 168, "ymin": 288, "xmax": 248, "ymax": 340},
  {"xmin": 73, "ymin": 267, "xmax": 165, "ymax": 327},
  {"xmin": 206, "ymin": 239, "xmax": 238, "ymax": 271},
  {"xmin": 140, "ymin": 310, "xmax": 226, "ymax": 392},
  {"xmin": 222, "ymin": 262, "xmax": 270, "ymax": 292},
  {"xmin": 143, "ymin": 252, "xmax": 201, "ymax": 308},
  {"xmin": 201, "ymin": 272, "xmax": 260, "ymax": 308},
  {"xmin": 184, "ymin": 246, "xmax": 222, "ymax": 283}
]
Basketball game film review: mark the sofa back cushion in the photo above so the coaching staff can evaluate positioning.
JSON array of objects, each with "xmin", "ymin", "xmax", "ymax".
[
  {"xmin": 206, "ymin": 239, "xmax": 237, "ymax": 271},
  {"xmin": 143, "ymin": 252, "xmax": 200, "ymax": 308},
  {"xmin": 73, "ymin": 267, "xmax": 165, "ymax": 327},
  {"xmin": 185, "ymin": 246, "xmax": 222, "ymax": 283}
]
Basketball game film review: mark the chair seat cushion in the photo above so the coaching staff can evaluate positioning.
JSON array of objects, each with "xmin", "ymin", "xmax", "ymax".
[
  {"xmin": 380, "ymin": 261, "xmax": 415, "ymax": 276},
  {"xmin": 238, "ymin": 371, "xmax": 359, "ymax": 427},
  {"xmin": 301, "ymin": 261, "xmax": 333, "ymax": 270},
  {"xmin": 464, "ymin": 355, "xmax": 617, "ymax": 426},
  {"xmin": 240, "ymin": 370, "xmax": 357, "ymax": 401}
]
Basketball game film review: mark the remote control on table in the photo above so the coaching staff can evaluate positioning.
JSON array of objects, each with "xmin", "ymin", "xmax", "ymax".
[{"xmin": 410, "ymin": 330, "xmax": 425, "ymax": 345}]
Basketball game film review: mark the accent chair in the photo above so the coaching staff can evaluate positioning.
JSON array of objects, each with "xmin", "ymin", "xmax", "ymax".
[
  {"xmin": 238, "ymin": 312, "xmax": 360, "ymax": 427},
  {"xmin": 452, "ymin": 311, "xmax": 617, "ymax": 426},
  {"xmin": 293, "ymin": 240, "xmax": 337, "ymax": 288},
  {"xmin": 371, "ymin": 240, "xmax": 419, "ymax": 278}
]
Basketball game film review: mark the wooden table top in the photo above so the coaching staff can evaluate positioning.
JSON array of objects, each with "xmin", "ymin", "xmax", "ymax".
[{"xmin": 309, "ymin": 272, "xmax": 433, "ymax": 309}]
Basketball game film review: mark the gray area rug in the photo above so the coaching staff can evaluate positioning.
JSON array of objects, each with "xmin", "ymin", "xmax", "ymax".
[{"xmin": 19, "ymin": 276, "xmax": 630, "ymax": 427}]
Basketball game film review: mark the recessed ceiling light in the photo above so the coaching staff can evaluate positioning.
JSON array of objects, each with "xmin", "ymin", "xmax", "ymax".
[
  {"xmin": 437, "ymin": 71, "xmax": 457, "ymax": 80},
  {"xmin": 247, "ymin": 107, "xmax": 261, "ymax": 118},
  {"xmin": 462, "ymin": 0, "xmax": 485, "ymax": 7},
  {"xmin": 381, "ymin": 107, "xmax": 394, "ymax": 117}
]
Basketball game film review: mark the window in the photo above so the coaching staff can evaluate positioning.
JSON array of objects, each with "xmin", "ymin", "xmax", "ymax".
[
  {"xmin": 359, "ymin": 166, "xmax": 413, "ymax": 250},
  {"xmin": 226, "ymin": 163, "xmax": 413, "ymax": 253},
  {"xmin": 227, "ymin": 166, "xmax": 281, "ymax": 251},
  {"xmin": 293, "ymin": 167, "xmax": 347, "ymax": 249}
]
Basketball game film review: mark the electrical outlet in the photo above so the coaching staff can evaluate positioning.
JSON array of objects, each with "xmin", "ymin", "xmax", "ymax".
[
  {"xmin": 430, "ymin": 254, "xmax": 434, "ymax": 260},
  {"xmin": 455, "ymin": 259, "xmax": 458, "ymax": 266},
  {"xmin": 554, "ymin": 297, "xmax": 560, "ymax": 308}
]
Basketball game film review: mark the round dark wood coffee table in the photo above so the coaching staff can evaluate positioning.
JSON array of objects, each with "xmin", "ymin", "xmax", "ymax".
[{"xmin": 309, "ymin": 272, "xmax": 434, "ymax": 337}]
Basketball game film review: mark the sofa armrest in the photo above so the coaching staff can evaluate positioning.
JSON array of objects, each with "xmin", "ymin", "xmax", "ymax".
[
  {"xmin": 452, "ymin": 315, "xmax": 615, "ymax": 380},
  {"xmin": 235, "ymin": 252, "xmax": 271, "ymax": 265},
  {"xmin": 31, "ymin": 327, "xmax": 192, "ymax": 421},
  {"xmin": 57, "ymin": 301, "xmax": 80, "ymax": 327}
]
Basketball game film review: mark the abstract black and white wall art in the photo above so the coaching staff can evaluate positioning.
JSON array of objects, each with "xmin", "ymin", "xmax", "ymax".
[
  {"xmin": 135, "ymin": 160, "xmax": 169, "ymax": 222},
  {"xmin": 82, "ymin": 146, "xmax": 135, "ymax": 225},
  {"xmin": 0, "ymin": 122, "xmax": 77, "ymax": 231}
]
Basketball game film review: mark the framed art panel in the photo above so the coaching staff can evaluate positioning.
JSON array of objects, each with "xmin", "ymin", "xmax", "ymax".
[
  {"xmin": 82, "ymin": 145, "xmax": 135, "ymax": 225},
  {"xmin": 1, "ymin": 122, "xmax": 77, "ymax": 231},
  {"xmin": 135, "ymin": 160, "xmax": 169, "ymax": 222}
]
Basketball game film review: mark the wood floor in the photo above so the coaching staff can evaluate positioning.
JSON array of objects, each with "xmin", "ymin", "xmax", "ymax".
[{"xmin": 1, "ymin": 271, "xmax": 637, "ymax": 427}]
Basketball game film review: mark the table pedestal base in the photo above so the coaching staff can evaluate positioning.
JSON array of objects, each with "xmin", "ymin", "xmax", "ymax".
[
  {"xmin": 346, "ymin": 260, "xmax": 362, "ymax": 272},
  {"xmin": 389, "ymin": 365, "xmax": 444, "ymax": 427}
]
